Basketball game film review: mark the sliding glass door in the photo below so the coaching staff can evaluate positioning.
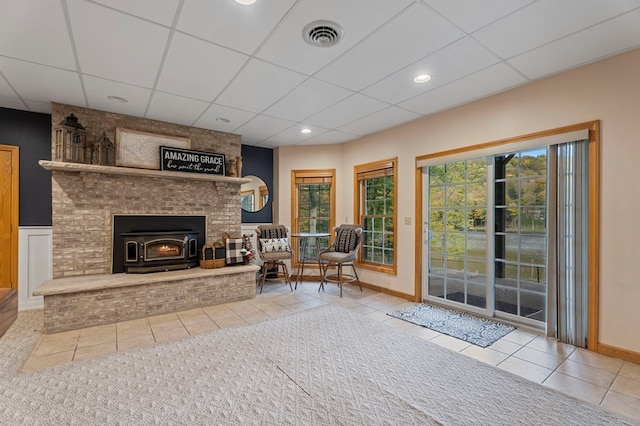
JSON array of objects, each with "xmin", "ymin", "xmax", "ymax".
[
  {"xmin": 426, "ymin": 157, "xmax": 492, "ymax": 315},
  {"xmin": 425, "ymin": 148, "xmax": 548, "ymax": 325},
  {"xmin": 494, "ymin": 149, "xmax": 547, "ymax": 322}
]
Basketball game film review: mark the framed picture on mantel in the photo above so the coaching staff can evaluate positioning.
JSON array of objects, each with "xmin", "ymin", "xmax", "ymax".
[{"xmin": 115, "ymin": 128, "xmax": 191, "ymax": 169}]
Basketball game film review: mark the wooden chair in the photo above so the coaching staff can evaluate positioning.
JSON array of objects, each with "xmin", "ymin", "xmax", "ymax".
[
  {"xmin": 318, "ymin": 224, "xmax": 363, "ymax": 298},
  {"xmin": 255, "ymin": 225, "xmax": 293, "ymax": 293}
]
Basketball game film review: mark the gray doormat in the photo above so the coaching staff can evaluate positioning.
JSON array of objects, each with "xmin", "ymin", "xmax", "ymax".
[{"xmin": 388, "ymin": 303, "xmax": 515, "ymax": 347}]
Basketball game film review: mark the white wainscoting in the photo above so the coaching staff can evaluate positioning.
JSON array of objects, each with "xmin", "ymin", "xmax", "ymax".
[
  {"xmin": 241, "ymin": 224, "xmax": 273, "ymax": 267},
  {"xmin": 18, "ymin": 226, "xmax": 52, "ymax": 310}
]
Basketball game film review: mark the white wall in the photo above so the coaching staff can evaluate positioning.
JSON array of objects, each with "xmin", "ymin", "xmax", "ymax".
[
  {"xmin": 276, "ymin": 48, "xmax": 640, "ymax": 354},
  {"xmin": 18, "ymin": 227, "xmax": 52, "ymax": 310}
]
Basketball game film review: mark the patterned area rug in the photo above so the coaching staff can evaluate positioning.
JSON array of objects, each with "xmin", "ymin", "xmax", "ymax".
[
  {"xmin": 0, "ymin": 306, "xmax": 635, "ymax": 425},
  {"xmin": 389, "ymin": 303, "xmax": 515, "ymax": 347}
]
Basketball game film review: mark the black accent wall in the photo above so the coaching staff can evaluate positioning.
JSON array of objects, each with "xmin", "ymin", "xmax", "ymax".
[
  {"xmin": 240, "ymin": 145, "xmax": 273, "ymax": 224},
  {"xmin": 0, "ymin": 107, "xmax": 52, "ymax": 226}
]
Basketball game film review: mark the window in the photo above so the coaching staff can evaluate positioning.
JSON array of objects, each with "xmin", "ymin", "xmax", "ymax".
[
  {"xmin": 355, "ymin": 158, "xmax": 397, "ymax": 274},
  {"xmin": 291, "ymin": 169, "xmax": 335, "ymax": 265}
]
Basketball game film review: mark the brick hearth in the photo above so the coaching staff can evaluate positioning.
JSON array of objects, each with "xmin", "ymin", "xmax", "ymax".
[{"xmin": 34, "ymin": 266, "xmax": 259, "ymax": 334}]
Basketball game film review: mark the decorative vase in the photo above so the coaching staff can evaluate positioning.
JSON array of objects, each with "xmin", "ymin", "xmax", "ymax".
[
  {"xmin": 228, "ymin": 158, "xmax": 237, "ymax": 177},
  {"xmin": 236, "ymin": 155, "xmax": 243, "ymax": 177}
]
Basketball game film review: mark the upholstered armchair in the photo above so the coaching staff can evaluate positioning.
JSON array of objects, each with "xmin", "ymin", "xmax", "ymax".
[
  {"xmin": 255, "ymin": 225, "xmax": 293, "ymax": 294},
  {"xmin": 318, "ymin": 224, "xmax": 363, "ymax": 298}
]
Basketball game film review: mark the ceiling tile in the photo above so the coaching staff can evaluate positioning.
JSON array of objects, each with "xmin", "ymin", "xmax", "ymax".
[
  {"xmin": 399, "ymin": 63, "xmax": 527, "ymax": 115},
  {"xmin": 0, "ymin": 0, "xmax": 75, "ymax": 69},
  {"xmin": 68, "ymin": 0, "xmax": 169, "ymax": 87},
  {"xmin": 363, "ymin": 37, "xmax": 501, "ymax": 104},
  {"xmin": 215, "ymin": 59, "xmax": 307, "ymax": 113},
  {"xmin": 90, "ymin": 0, "xmax": 181, "ymax": 26},
  {"xmin": 156, "ymin": 33, "xmax": 248, "ymax": 102},
  {"xmin": 23, "ymin": 99, "xmax": 52, "ymax": 114},
  {"xmin": 194, "ymin": 103, "xmax": 257, "ymax": 134},
  {"xmin": 253, "ymin": 140, "xmax": 283, "ymax": 149},
  {"xmin": 473, "ymin": 0, "xmax": 640, "ymax": 59},
  {"xmin": 0, "ymin": 57, "xmax": 86, "ymax": 107},
  {"xmin": 302, "ymin": 130, "xmax": 359, "ymax": 145},
  {"xmin": 234, "ymin": 115, "xmax": 296, "ymax": 142},
  {"xmin": 315, "ymin": 3, "xmax": 464, "ymax": 91},
  {"xmin": 146, "ymin": 91, "xmax": 209, "ymax": 126},
  {"xmin": 83, "ymin": 75, "xmax": 151, "ymax": 117},
  {"xmin": 256, "ymin": 0, "xmax": 414, "ymax": 75},
  {"xmin": 267, "ymin": 124, "xmax": 329, "ymax": 146},
  {"xmin": 4, "ymin": 0, "xmax": 640, "ymax": 147},
  {"xmin": 239, "ymin": 136, "xmax": 263, "ymax": 146},
  {"xmin": 264, "ymin": 78, "xmax": 352, "ymax": 122},
  {"xmin": 423, "ymin": 0, "xmax": 535, "ymax": 33},
  {"xmin": 304, "ymin": 94, "xmax": 389, "ymax": 129},
  {"xmin": 0, "ymin": 95, "xmax": 28, "ymax": 111},
  {"xmin": 0, "ymin": 75, "xmax": 15, "ymax": 97},
  {"xmin": 177, "ymin": 0, "xmax": 298, "ymax": 54},
  {"xmin": 508, "ymin": 8, "xmax": 640, "ymax": 79},
  {"xmin": 337, "ymin": 106, "xmax": 420, "ymax": 136}
]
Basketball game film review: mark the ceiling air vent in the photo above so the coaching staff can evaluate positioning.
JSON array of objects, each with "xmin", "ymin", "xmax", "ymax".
[{"xmin": 303, "ymin": 20, "xmax": 344, "ymax": 48}]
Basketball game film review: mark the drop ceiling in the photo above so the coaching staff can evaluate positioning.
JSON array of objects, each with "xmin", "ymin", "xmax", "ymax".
[{"xmin": 1, "ymin": 0, "xmax": 639, "ymax": 148}]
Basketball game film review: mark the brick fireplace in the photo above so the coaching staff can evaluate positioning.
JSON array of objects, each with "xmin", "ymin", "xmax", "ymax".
[
  {"xmin": 49, "ymin": 103, "xmax": 243, "ymax": 278},
  {"xmin": 34, "ymin": 103, "xmax": 259, "ymax": 334}
]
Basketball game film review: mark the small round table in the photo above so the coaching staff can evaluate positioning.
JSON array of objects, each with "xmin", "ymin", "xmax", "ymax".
[{"xmin": 290, "ymin": 232, "xmax": 330, "ymax": 289}]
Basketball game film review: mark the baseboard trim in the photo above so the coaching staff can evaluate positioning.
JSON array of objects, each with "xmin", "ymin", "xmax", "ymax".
[
  {"xmin": 358, "ymin": 281, "xmax": 416, "ymax": 302},
  {"xmin": 292, "ymin": 275, "xmax": 417, "ymax": 302},
  {"xmin": 597, "ymin": 343, "xmax": 640, "ymax": 365}
]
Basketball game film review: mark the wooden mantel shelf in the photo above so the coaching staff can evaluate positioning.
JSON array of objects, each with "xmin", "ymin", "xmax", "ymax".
[{"xmin": 38, "ymin": 160, "xmax": 252, "ymax": 184}]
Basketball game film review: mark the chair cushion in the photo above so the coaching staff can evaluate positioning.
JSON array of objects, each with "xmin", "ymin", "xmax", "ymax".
[
  {"xmin": 333, "ymin": 227, "xmax": 358, "ymax": 253},
  {"xmin": 225, "ymin": 238, "xmax": 245, "ymax": 265},
  {"xmin": 261, "ymin": 250, "xmax": 292, "ymax": 261},
  {"xmin": 260, "ymin": 237, "xmax": 291, "ymax": 253},
  {"xmin": 319, "ymin": 250, "xmax": 356, "ymax": 263}
]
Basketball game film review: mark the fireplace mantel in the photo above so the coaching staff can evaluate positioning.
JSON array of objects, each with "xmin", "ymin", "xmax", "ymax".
[{"xmin": 39, "ymin": 160, "xmax": 251, "ymax": 184}]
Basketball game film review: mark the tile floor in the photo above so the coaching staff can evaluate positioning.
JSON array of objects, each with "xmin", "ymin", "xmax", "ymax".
[{"xmin": 21, "ymin": 280, "xmax": 640, "ymax": 422}]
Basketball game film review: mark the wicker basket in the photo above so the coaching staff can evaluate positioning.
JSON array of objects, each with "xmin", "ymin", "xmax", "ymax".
[{"xmin": 200, "ymin": 244, "xmax": 226, "ymax": 269}]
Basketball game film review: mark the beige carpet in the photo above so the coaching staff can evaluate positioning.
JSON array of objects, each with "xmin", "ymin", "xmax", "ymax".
[{"xmin": 0, "ymin": 306, "xmax": 636, "ymax": 425}]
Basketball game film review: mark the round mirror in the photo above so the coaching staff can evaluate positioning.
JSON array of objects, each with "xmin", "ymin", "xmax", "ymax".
[{"xmin": 241, "ymin": 175, "xmax": 269, "ymax": 212}]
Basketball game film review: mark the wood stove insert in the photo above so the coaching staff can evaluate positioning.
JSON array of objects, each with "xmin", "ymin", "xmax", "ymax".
[
  {"xmin": 122, "ymin": 230, "xmax": 199, "ymax": 273},
  {"xmin": 112, "ymin": 215, "xmax": 206, "ymax": 274}
]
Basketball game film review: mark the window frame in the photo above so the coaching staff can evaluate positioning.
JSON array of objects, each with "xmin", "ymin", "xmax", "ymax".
[
  {"xmin": 291, "ymin": 169, "xmax": 336, "ymax": 267},
  {"xmin": 354, "ymin": 158, "xmax": 397, "ymax": 275}
]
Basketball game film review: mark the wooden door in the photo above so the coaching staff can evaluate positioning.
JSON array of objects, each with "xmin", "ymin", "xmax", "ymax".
[{"xmin": 0, "ymin": 145, "xmax": 18, "ymax": 289}]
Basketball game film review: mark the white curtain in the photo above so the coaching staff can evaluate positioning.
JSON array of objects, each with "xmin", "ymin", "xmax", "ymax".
[{"xmin": 547, "ymin": 140, "xmax": 589, "ymax": 347}]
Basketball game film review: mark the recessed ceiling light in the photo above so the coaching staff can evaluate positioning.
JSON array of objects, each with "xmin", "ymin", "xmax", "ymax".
[
  {"xmin": 107, "ymin": 95, "xmax": 128, "ymax": 103},
  {"xmin": 234, "ymin": 0, "xmax": 256, "ymax": 5},
  {"xmin": 300, "ymin": 128, "xmax": 312, "ymax": 134},
  {"xmin": 412, "ymin": 74, "xmax": 432, "ymax": 84},
  {"xmin": 216, "ymin": 117, "xmax": 230, "ymax": 123}
]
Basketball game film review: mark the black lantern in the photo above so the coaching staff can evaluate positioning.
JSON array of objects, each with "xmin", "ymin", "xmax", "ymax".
[
  {"xmin": 91, "ymin": 132, "xmax": 115, "ymax": 166},
  {"xmin": 54, "ymin": 113, "xmax": 87, "ymax": 163}
]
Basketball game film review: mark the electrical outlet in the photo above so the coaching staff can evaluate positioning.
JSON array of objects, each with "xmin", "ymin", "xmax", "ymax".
[{"xmin": 404, "ymin": 217, "xmax": 412, "ymax": 225}]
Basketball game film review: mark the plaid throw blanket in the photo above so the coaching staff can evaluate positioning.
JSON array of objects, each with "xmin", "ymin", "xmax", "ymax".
[{"xmin": 225, "ymin": 238, "xmax": 245, "ymax": 265}]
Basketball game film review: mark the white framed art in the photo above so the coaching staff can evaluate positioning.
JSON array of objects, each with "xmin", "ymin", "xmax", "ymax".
[{"xmin": 115, "ymin": 128, "xmax": 191, "ymax": 169}]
